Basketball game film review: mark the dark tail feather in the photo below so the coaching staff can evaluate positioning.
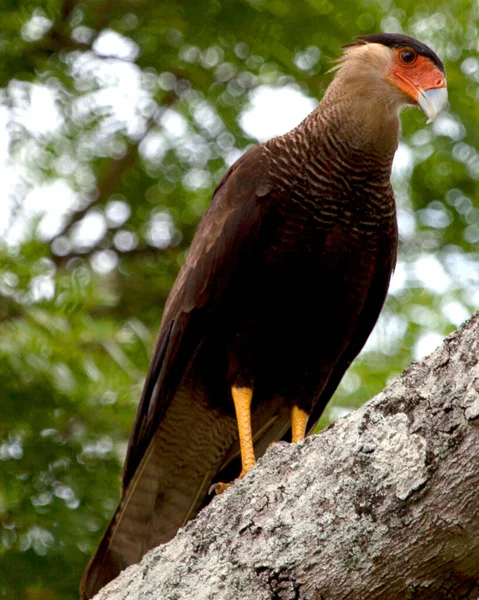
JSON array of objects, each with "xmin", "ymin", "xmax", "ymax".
[
  {"xmin": 80, "ymin": 381, "xmax": 238, "ymax": 599},
  {"xmin": 80, "ymin": 384, "xmax": 292, "ymax": 599}
]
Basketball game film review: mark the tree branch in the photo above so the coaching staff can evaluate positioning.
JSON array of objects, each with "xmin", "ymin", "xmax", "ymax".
[{"xmin": 93, "ymin": 312, "xmax": 479, "ymax": 600}]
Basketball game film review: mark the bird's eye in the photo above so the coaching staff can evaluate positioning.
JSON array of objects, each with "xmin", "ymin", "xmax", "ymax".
[{"xmin": 399, "ymin": 48, "xmax": 417, "ymax": 64}]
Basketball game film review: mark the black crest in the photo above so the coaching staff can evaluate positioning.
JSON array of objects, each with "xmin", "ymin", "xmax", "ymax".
[{"xmin": 344, "ymin": 33, "xmax": 445, "ymax": 74}]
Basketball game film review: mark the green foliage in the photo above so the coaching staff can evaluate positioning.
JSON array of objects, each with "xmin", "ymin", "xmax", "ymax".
[{"xmin": 0, "ymin": 0, "xmax": 478, "ymax": 597}]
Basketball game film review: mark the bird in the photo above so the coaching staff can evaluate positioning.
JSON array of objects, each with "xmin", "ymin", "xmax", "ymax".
[{"xmin": 80, "ymin": 33, "xmax": 447, "ymax": 599}]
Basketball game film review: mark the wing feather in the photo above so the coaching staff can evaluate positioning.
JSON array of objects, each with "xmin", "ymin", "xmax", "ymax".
[
  {"xmin": 122, "ymin": 144, "xmax": 271, "ymax": 488},
  {"xmin": 307, "ymin": 220, "xmax": 398, "ymax": 431},
  {"xmin": 81, "ymin": 145, "xmax": 272, "ymax": 599}
]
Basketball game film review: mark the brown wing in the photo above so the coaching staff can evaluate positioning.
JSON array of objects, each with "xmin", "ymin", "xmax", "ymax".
[
  {"xmin": 80, "ymin": 144, "xmax": 273, "ymax": 599},
  {"xmin": 122, "ymin": 144, "xmax": 272, "ymax": 489},
  {"xmin": 307, "ymin": 215, "xmax": 398, "ymax": 432}
]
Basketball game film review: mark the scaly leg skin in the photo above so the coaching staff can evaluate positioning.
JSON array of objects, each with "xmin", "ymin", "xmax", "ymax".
[
  {"xmin": 267, "ymin": 406, "xmax": 310, "ymax": 450},
  {"xmin": 291, "ymin": 405, "xmax": 309, "ymax": 443},
  {"xmin": 212, "ymin": 386, "xmax": 256, "ymax": 495}
]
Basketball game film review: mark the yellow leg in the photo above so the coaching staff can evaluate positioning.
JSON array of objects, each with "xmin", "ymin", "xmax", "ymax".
[
  {"xmin": 291, "ymin": 405, "xmax": 309, "ymax": 443},
  {"xmin": 231, "ymin": 386, "xmax": 256, "ymax": 477},
  {"xmin": 211, "ymin": 386, "xmax": 255, "ymax": 495}
]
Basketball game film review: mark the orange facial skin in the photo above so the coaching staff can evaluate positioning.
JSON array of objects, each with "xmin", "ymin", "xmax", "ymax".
[{"xmin": 387, "ymin": 47, "xmax": 447, "ymax": 105}]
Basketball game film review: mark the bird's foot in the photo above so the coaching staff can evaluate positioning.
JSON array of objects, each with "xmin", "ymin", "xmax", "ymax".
[
  {"xmin": 267, "ymin": 440, "xmax": 289, "ymax": 450},
  {"xmin": 209, "ymin": 481, "xmax": 231, "ymax": 495},
  {"xmin": 209, "ymin": 466, "xmax": 253, "ymax": 495}
]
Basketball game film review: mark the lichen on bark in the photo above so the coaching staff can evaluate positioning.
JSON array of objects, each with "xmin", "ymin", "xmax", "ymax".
[{"xmin": 94, "ymin": 312, "xmax": 479, "ymax": 600}]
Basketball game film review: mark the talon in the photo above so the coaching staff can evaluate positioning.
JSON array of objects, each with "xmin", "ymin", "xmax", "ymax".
[
  {"xmin": 267, "ymin": 440, "xmax": 289, "ymax": 450},
  {"xmin": 210, "ymin": 462, "xmax": 255, "ymax": 496},
  {"xmin": 209, "ymin": 482, "xmax": 231, "ymax": 495}
]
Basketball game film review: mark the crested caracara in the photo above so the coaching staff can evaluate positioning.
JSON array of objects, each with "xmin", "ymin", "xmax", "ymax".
[{"xmin": 81, "ymin": 33, "xmax": 447, "ymax": 599}]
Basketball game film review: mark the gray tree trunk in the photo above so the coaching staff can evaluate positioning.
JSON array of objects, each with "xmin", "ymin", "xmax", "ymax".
[{"xmin": 93, "ymin": 312, "xmax": 479, "ymax": 600}]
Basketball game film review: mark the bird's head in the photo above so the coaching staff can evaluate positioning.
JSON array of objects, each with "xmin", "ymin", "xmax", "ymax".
[{"xmin": 332, "ymin": 33, "xmax": 447, "ymax": 123}]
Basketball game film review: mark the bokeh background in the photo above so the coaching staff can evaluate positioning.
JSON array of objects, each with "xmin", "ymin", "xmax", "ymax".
[{"xmin": 0, "ymin": 1, "xmax": 478, "ymax": 598}]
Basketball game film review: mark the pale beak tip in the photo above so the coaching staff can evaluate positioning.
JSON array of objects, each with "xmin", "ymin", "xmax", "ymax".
[{"xmin": 418, "ymin": 87, "xmax": 448, "ymax": 124}]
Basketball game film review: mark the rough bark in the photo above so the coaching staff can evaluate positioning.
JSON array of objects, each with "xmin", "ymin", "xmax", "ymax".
[{"xmin": 93, "ymin": 312, "xmax": 479, "ymax": 600}]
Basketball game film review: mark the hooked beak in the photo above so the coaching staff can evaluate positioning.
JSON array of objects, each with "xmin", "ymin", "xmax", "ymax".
[{"xmin": 417, "ymin": 87, "xmax": 448, "ymax": 124}]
